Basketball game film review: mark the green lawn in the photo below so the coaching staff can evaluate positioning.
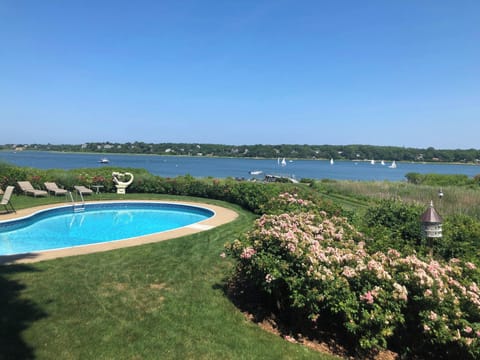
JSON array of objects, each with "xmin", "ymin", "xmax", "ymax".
[{"xmin": 0, "ymin": 195, "xmax": 337, "ymax": 359}]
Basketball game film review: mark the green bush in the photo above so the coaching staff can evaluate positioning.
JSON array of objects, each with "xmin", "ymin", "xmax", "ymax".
[
  {"xmin": 441, "ymin": 214, "xmax": 480, "ymax": 265},
  {"xmin": 361, "ymin": 200, "xmax": 424, "ymax": 254},
  {"xmin": 0, "ymin": 163, "xmax": 159, "ymax": 194},
  {"xmin": 361, "ymin": 200, "xmax": 480, "ymax": 267},
  {"xmin": 405, "ymin": 173, "xmax": 473, "ymax": 186},
  {"xmin": 0, "ymin": 162, "xmax": 41, "ymax": 191}
]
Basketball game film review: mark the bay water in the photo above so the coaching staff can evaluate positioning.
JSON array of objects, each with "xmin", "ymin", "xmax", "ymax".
[{"xmin": 1, "ymin": 151, "xmax": 480, "ymax": 181}]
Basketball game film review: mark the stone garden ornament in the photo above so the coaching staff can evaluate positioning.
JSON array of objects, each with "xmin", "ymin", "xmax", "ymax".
[{"xmin": 112, "ymin": 172, "xmax": 134, "ymax": 194}]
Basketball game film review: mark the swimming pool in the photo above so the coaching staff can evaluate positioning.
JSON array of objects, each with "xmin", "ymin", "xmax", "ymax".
[{"xmin": 0, "ymin": 202, "xmax": 215, "ymax": 255}]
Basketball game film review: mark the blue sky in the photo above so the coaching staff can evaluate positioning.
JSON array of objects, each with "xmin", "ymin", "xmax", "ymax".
[{"xmin": 1, "ymin": 1, "xmax": 479, "ymax": 149}]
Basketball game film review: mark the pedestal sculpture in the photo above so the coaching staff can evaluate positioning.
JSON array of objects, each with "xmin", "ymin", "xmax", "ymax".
[{"xmin": 112, "ymin": 172, "xmax": 134, "ymax": 194}]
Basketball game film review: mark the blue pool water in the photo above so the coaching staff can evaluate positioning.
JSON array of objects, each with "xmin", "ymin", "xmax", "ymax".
[{"xmin": 0, "ymin": 202, "xmax": 214, "ymax": 255}]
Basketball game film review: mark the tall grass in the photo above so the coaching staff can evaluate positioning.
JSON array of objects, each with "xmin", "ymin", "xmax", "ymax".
[{"xmin": 318, "ymin": 180, "xmax": 480, "ymax": 219}]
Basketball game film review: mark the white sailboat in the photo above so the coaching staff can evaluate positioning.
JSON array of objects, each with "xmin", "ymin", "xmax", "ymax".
[
  {"xmin": 370, "ymin": 159, "xmax": 375, "ymax": 165},
  {"xmin": 281, "ymin": 157, "xmax": 287, "ymax": 167},
  {"xmin": 381, "ymin": 160, "xmax": 385, "ymax": 166},
  {"xmin": 389, "ymin": 160, "xmax": 397, "ymax": 169},
  {"xmin": 330, "ymin": 158, "xmax": 334, "ymax": 165}
]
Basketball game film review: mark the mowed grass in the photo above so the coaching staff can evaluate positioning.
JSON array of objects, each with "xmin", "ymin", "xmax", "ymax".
[{"xmin": 0, "ymin": 195, "xmax": 336, "ymax": 359}]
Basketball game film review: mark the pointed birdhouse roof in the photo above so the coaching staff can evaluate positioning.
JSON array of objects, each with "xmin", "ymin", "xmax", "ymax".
[{"xmin": 420, "ymin": 201, "xmax": 443, "ymax": 223}]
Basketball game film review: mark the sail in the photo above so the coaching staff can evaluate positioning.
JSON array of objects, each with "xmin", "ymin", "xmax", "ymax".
[
  {"xmin": 389, "ymin": 161, "xmax": 397, "ymax": 169},
  {"xmin": 330, "ymin": 158, "xmax": 334, "ymax": 165},
  {"xmin": 281, "ymin": 158, "xmax": 287, "ymax": 167}
]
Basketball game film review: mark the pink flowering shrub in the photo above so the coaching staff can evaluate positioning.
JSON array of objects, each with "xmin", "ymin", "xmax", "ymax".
[
  {"xmin": 259, "ymin": 191, "xmax": 343, "ymax": 217},
  {"xmin": 225, "ymin": 196, "xmax": 480, "ymax": 358},
  {"xmin": 259, "ymin": 192, "xmax": 316, "ymax": 214}
]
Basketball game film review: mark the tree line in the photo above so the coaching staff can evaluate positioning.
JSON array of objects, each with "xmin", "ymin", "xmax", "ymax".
[{"xmin": 3, "ymin": 142, "xmax": 480, "ymax": 163}]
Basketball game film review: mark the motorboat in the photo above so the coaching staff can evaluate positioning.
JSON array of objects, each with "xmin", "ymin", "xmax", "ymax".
[
  {"xmin": 249, "ymin": 170, "xmax": 263, "ymax": 176},
  {"xmin": 99, "ymin": 158, "xmax": 110, "ymax": 164}
]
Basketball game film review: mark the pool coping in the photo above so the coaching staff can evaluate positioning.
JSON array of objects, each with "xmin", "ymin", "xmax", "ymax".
[{"xmin": 0, "ymin": 200, "xmax": 238, "ymax": 264}]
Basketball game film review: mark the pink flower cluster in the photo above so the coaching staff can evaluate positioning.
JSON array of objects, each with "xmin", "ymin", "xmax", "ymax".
[
  {"xmin": 240, "ymin": 246, "xmax": 256, "ymax": 259},
  {"xmin": 265, "ymin": 274, "xmax": 274, "ymax": 283},
  {"xmin": 360, "ymin": 289, "xmax": 379, "ymax": 304},
  {"xmin": 278, "ymin": 192, "xmax": 313, "ymax": 206}
]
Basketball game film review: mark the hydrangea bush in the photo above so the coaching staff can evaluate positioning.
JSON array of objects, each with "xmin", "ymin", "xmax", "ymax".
[{"xmin": 225, "ymin": 193, "xmax": 480, "ymax": 358}]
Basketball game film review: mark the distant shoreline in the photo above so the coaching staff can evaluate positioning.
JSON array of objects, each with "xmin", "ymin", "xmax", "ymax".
[
  {"xmin": 4, "ymin": 142, "xmax": 480, "ymax": 165},
  {"xmin": 2, "ymin": 149, "xmax": 480, "ymax": 167}
]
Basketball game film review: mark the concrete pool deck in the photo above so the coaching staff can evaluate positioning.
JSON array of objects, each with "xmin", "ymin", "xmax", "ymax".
[{"xmin": 0, "ymin": 200, "xmax": 238, "ymax": 265}]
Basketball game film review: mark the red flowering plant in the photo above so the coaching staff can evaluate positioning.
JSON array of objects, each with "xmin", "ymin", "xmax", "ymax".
[
  {"xmin": 0, "ymin": 176, "xmax": 10, "ymax": 190},
  {"xmin": 76, "ymin": 173, "xmax": 91, "ymax": 186},
  {"xmin": 92, "ymin": 175, "xmax": 106, "ymax": 184},
  {"xmin": 77, "ymin": 173, "xmax": 110, "ymax": 189},
  {"xmin": 27, "ymin": 174, "xmax": 43, "ymax": 188}
]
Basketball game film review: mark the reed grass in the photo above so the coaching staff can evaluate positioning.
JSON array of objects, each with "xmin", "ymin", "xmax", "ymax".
[{"xmin": 318, "ymin": 180, "xmax": 480, "ymax": 219}]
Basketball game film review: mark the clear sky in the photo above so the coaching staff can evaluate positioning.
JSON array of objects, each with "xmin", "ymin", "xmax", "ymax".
[{"xmin": 1, "ymin": 1, "xmax": 479, "ymax": 149}]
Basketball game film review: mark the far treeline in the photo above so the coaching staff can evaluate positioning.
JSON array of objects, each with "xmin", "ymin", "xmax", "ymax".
[{"xmin": 3, "ymin": 142, "xmax": 480, "ymax": 163}]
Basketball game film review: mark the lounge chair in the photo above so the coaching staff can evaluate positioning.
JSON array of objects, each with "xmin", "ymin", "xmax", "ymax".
[
  {"xmin": 44, "ymin": 182, "xmax": 68, "ymax": 196},
  {"xmin": 17, "ymin": 181, "xmax": 48, "ymax": 197},
  {"xmin": 1, "ymin": 186, "xmax": 16, "ymax": 213},
  {"xmin": 74, "ymin": 185, "xmax": 93, "ymax": 196}
]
